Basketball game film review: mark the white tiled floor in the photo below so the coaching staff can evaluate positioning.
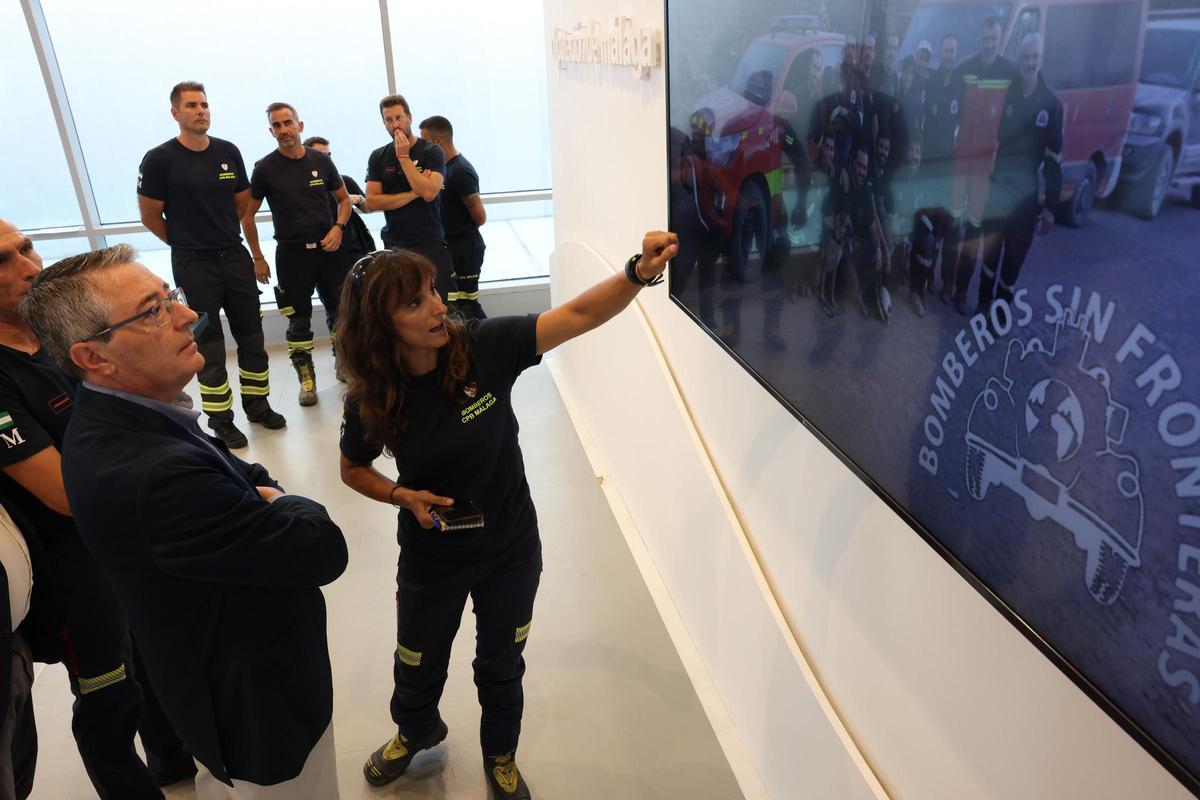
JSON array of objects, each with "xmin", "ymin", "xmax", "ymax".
[{"xmin": 29, "ymin": 346, "xmax": 744, "ymax": 799}]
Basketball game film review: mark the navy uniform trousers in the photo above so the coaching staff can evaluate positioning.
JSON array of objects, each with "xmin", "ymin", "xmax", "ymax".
[
  {"xmin": 170, "ymin": 246, "xmax": 271, "ymax": 422},
  {"xmin": 392, "ymin": 538, "xmax": 540, "ymax": 756},
  {"xmin": 272, "ymin": 243, "xmax": 350, "ymax": 366},
  {"xmin": 978, "ymin": 194, "xmax": 1040, "ymax": 311},
  {"xmin": 52, "ymin": 541, "xmax": 191, "ymax": 798},
  {"xmin": 447, "ymin": 234, "xmax": 486, "ymax": 320}
]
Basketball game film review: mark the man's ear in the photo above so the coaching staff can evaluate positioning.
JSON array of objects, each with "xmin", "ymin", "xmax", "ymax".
[{"xmin": 70, "ymin": 340, "xmax": 115, "ymax": 377}]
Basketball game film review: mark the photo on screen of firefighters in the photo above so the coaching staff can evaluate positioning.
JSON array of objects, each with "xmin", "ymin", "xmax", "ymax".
[{"xmin": 667, "ymin": 0, "xmax": 1200, "ymax": 788}]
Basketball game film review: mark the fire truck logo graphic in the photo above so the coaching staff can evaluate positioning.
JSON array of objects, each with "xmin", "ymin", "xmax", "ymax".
[{"xmin": 964, "ymin": 317, "xmax": 1143, "ymax": 605}]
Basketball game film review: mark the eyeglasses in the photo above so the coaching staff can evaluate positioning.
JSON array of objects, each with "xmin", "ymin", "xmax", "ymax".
[
  {"xmin": 349, "ymin": 250, "xmax": 389, "ymax": 292},
  {"xmin": 86, "ymin": 287, "xmax": 189, "ymax": 341}
]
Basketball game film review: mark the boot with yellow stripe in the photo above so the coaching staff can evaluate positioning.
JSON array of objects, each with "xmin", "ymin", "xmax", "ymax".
[
  {"xmin": 362, "ymin": 718, "xmax": 448, "ymax": 787},
  {"xmin": 239, "ymin": 368, "xmax": 285, "ymax": 429},
  {"xmin": 295, "ymin": 361, "xmax": 318, "ymax": 407},
  {"xmin": 484, "ymin": 751, "xmax": 532, "ymax": 799},
  {"xmin": 288, "ymin": 337, "xmax": 318, "ymax": 406},
  {"xmin": 200, "ymin": 382, "xmax": 248, "ymax": 449}
]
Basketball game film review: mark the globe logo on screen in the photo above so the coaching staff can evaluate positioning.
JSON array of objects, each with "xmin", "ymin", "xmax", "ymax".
[
  {"xmin": 962, "ymin": 318, "xmax": 1144, "ymax": 606},
  {"xmin": 1022, "ymin": 378, "xmax": 1085, "ymax": 464}
]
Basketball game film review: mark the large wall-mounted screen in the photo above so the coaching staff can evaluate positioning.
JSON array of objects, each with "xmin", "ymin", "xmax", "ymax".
[{"xmin": 666, "ymin": 0, "xmax": 1200, "ymax": 791}]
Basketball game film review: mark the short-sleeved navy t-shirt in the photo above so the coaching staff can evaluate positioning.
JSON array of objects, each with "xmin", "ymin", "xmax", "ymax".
[
  {"xmin": 365, "ymin": 137, "xmax": 446, "ymax": 248},
  {"xmin": 442, "ymin": 154, "xmax": 483, "ymax": 242},
  {"xmin": 0, "ymin": 347, "xmax": 78, "ymax": 549},
  {"xmin": 137, "ymin": 137, "xmax": 249, "ymax": 249},
  {"xmin": 250, "ymin": 147, "xmax": 344, "ymax": 244},
  {"xmin": 340, "ymin": 315, "xmax": 542, "ymax": 562}
]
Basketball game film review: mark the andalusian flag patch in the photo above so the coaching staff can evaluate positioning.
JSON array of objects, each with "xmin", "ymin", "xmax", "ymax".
[{"xmin": 0, "ymin": 412, "xmax": 13, "ymax": 432}]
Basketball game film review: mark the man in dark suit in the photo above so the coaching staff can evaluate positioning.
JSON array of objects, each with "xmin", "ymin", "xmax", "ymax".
[
  {"xmin": 19, "ymin": 245, "xmax": 348, "ymax": 798},
  {"xmin": 0, "ymin": 219, "xmax": 194, "ymax": 796}
]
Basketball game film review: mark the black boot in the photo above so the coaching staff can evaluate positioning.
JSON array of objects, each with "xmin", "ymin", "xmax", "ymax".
[
  {"xmin": 207, "ymin": 416, "xmax": 248, "ymax": 449},
  {"xmin": 483, "ymin": 751, "xmax": 532, "ymax": 799},
  {"xmin": 243, "ymin": 398, "xmax": 286, "ymax": 429},
  {"xmin": 362, "ymin": 719, "xmax": 449, "ymax": 788},
  {"xmin": 295, "ymin": 361, "xmax": 317, "ymax": 407}
]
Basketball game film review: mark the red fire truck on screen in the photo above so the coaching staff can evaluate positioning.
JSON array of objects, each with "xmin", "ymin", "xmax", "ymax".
[{"xmin": 688, "ymin": 16, "xmax": 843, "ymax": 281}]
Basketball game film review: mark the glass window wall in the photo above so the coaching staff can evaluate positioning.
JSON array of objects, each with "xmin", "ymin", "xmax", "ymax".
[
  {"xmin": 0, "ymin": 0, "xmax": 83, "ymax": 230},
  {"xmin": 14, "ymin": 0, "xmax": 553, "ymax": 287}
]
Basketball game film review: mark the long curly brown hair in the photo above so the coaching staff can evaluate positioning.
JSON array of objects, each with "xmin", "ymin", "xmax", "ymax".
[{"xmin": 335, "ymin": 249, "xmax": 470, "ymax": 457}]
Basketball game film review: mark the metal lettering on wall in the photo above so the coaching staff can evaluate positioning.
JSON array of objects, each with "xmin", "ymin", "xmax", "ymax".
[
  {"xmin": 552, "ymin": 17, "xmax": 664, "ymax": 79},
  {"xmin": 665, "ymin": 0, "xmax": 1200, "ymax": 793}
]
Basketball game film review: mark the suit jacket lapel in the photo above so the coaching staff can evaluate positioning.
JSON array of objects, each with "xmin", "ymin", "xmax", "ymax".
[{"xmin": 76, "ymin": 389, "xmax": 258, "ymax": 494}]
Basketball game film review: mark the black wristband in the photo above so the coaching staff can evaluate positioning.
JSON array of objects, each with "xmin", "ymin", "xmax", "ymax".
[
  {"xmin": 336, "ymin": 222, "xmax": 346, "ymax": 231},
  {"xmin": 625, "ymin": 254, "xmax": 663, "ymax": 287}
]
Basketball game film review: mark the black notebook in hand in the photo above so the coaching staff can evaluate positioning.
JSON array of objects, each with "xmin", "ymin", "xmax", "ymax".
[{"xmin": 430, "ymin": 500, "xmax": 485, "ymax": 532}]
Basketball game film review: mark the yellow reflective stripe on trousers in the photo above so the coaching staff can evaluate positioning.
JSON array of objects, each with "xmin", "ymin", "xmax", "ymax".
[
  {"xmin": 397, "ymin": 644, "xmax": 422, "ymax": 667},
  {"xmin": 238, "ymin": 369, "xmax": 270, "ymax": 381},
  {"xmin": 765, "ymin": 168, "xmax": 783, "ymax": 198},
  {"xmin": 278, "ymin": 306, "xmax": 296, "ymax": 317},
  {"xmin": 201, "ymin": 398, "xmax": 235, "ymax": 412},
  {"xmin": 78, "ymin": 663, "xmax": 127, "ymax": 695},
  {"xmin": 200, "ymin": 382, "xmax": 234, "ymax": 405},
  {"xmin": 515, "ymin": 621, "xmax": 532, "ymax": 643}
]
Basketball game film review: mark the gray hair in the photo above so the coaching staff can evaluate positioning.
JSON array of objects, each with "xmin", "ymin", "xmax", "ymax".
[
  {"xmin": 1021, "ymin": 31, "xmax": 1044, "ymax": 55},
  {"xmin": 19, "ymin": 244, "xmax": 135, "ymax": 380}
]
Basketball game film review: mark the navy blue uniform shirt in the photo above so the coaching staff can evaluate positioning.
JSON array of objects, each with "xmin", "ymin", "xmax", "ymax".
[
  {"xmin": 138, "ymin": 137, "xmax": 249, "ymax": 249},
  {"xmin": 366, "ymin": 137, "xmax": 446, "ymax": 247}
]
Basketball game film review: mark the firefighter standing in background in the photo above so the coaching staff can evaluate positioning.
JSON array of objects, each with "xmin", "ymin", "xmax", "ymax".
[
  {"xmin": 810, "ymin": 46, "xmax": 866, "ymax": 168},
  {"xmin": 305, "ymin": 135, "xmax": 379, "ymax": 369},
  {"xmin": 419, "ymin": 116, "xmax": 489, "ymax": 321},
  {"xmin": 787, "ymin": 48, "xmax": 823, "ymax": 154},
  {"xmin": 947, "ymin": 17, "xmax": 1019, "ymax": 315},
  {"xmin": 242, "ymin": 103, "xmax": 354, "ymax": 408},
  {"xmin": 870, "ymin": 34, "xmax": 900, "ymax": 95},
  {"xmin": 845, "ymin": 145, "xmax": 888, "ymax": 321},
  {"xmin": 137, "ymin": 81, "xmax": 285, "ymax": 449},
  {"xmin": 872, "ymin": 130, "xmax": 897, "ymax": 281},
  {"xmin": 922, "ymin": 34, "xmax": 966, "ymax": 301},
  {"xmin": 976, "ymin": 32, "xmax": 1063, "ymax": 315},
  {"xmin": 815, "ymin": 136, "xmax": 849, "ymax": 310}
]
